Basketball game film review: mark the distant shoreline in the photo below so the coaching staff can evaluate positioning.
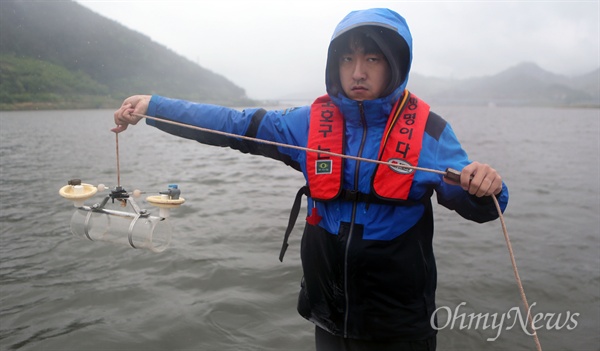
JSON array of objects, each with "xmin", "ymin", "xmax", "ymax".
[
  {"xmin": 0, "ymin": 98, "xmax": 263, "ymax": 112},
  {"xmin": 2, "ymin": 101, "xmax": 598, "ymax": 112},
  {"xmin": 0, "ymin": 101, "xmax": 120, "ymax": 111}
]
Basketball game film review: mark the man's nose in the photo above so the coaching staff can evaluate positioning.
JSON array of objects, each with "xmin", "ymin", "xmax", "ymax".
[{"xmin": 352, "ymin": 60, "xmax": 366, "ymax": 81}]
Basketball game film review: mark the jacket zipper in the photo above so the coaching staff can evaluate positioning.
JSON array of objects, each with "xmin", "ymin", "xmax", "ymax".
[{"xmin": 343, "ymin": 102, "xmax": 368, "ymax": 337}]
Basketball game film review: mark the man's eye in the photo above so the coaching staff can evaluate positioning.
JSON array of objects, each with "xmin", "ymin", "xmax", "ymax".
[{"xmin": 340, "ymin": 56, "xmax": 352, "ymax": 62}]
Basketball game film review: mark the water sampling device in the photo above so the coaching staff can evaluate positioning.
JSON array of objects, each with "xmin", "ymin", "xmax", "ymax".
[{"xmin": 58, "ymin": 134, "xmax": 185, "ymax": 252}]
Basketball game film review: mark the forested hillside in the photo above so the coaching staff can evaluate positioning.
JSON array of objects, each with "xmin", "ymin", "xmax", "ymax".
[{"xmin": 0, "ymin": 0, "xmax": 253, "ymax": 110}]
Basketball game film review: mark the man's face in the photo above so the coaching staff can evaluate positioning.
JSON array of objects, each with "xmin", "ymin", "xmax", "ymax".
[{"xmin": 338, "ymin": 47, "xmax": 391, "ymax": 101}]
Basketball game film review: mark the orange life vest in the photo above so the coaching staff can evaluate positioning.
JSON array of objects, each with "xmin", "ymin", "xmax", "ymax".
[
  {"xmin": 280, "ymin": 92, "xmax": 431, "ymax": 261},
  {"xmin": 306, "ymin": 91, "xmax": 430, "ymax": 202}
]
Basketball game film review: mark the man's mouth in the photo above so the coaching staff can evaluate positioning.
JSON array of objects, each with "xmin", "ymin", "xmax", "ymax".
[{"xmin": 352, "ymin": 86, "xmax": 367, "ymax": 91}]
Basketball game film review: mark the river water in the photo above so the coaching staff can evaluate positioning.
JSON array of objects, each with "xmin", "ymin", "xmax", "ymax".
[{"xmin": 0, "ymin": 106, "xmax": 598, "ymax": 351}]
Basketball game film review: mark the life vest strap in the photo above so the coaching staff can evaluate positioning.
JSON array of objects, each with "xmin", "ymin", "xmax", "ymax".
[
  {"xmin": 278, "ymin": 186, "xmax": 432, "ymax": 261},
  {"xmin": 279, "ymin": 186, "xmax": 309, "ymax": 262},
  {"xmin": 339, "ymin": 189, "xmax": 423, "ymax": 206}
]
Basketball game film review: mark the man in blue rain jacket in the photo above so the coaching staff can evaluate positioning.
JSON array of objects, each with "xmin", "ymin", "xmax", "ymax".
[{"xmin": 113, "ymin": 8, "xmax": 508, "ymax": 351}]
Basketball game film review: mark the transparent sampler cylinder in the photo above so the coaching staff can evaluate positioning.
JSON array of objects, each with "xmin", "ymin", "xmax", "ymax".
[{"xmin": 70, "ymin": 208, "xmax": 172, "ymax": 253}]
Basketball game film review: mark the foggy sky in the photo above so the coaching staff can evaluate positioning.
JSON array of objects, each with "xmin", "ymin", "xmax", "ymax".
[{"xmin": 75, "ymin": 0, "xmax": 599, "ymax": 100}]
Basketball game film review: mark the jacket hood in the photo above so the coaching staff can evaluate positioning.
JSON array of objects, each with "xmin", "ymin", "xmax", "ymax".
[{"xmin": 326, "ymin": 8, "xmax": 413, "ymax": 107}]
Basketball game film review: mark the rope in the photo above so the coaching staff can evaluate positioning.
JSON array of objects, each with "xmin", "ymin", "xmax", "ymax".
[
  {"xmin": 115, "ymin": 133, "xmax": 121, "ymax": 187},
  {"xmin": 128, "ymin": 112, "xmax": 541, "ymax": 350},
  {"xmin": 133, "ymin": 113, "xmax": 446, "ymax": 175},
  {"xmin": 493, "ymin": 196, "xmax": 542, "ymax": 351}
]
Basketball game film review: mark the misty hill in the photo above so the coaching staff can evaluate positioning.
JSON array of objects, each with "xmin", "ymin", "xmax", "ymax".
[
  {"xmin": 0, "ymin": 0, "xmax": 253, "ymax": 110},
  {"xmin": 1, "ymin": 0, "xmax": 597, "ymax": 110},
  {"xmin": 407, "ymin": 62, "xmax": 599, "ymax": 107}
]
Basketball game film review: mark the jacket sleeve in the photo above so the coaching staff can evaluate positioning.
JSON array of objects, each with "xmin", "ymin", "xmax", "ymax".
[
  {"xmin": 432, "ymin": 118, "xmax": 509, "ymax": 223},
  {"xmin": 145, "ymin": 95, "xmax": 307, "ymax": 171}
]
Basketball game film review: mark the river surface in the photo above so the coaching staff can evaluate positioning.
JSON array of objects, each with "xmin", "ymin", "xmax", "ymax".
[{"xmin": 0, "ymin": 106, "xmax": 598, "ymax": 350}]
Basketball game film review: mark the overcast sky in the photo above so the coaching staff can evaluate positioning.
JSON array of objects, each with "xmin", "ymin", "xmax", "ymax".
[{"xmin": 75, "ymin": 0, "xmax": 599, "ymax": 100}]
